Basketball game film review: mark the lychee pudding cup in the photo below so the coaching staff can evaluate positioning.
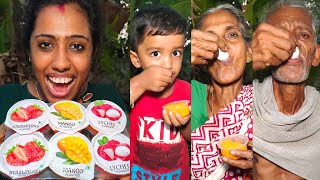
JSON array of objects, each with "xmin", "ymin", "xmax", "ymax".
[
  {"xmin": 49, "ymin": 101, "xmax": 88, "ymax": 134},
  {"xmin": 163, "ymin": 100, "xmax": 190, "ymax": 117},
  {"xmin": 0, "ymin": 132, "xmax": 53, "ymax": 179},
  {"xmin": 92, "ymin": 133, "xmax": 130, "ymax": 175},
  {"xmin": 217, "ymin": 134, "xmax": 248, "ymax": 160},
  {"xmin": 49, "ymin": 132, "xmax": 95, "ymax": 179},
  {"xmin": 5, "ymin": 99, "xmax": 50, "ymax": 134},
  {"xmin": 87, "ymin": 100, "xmax": 127, "ymax": 136}
]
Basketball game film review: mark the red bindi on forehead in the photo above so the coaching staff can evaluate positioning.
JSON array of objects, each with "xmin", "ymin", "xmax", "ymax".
[{"xmin": 57, "ymin": 4, "xmax": 65, "ymax": 13}]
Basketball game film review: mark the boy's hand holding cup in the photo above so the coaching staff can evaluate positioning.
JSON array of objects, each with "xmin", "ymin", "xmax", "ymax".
[{"xmin": 162, "ymin": 100, "xmax": 190, "ymax": 127}]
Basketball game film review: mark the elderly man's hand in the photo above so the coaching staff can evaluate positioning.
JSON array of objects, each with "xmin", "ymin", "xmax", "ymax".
[
  {"xmin": 221, "ymin": 140, "xmax": 253, "ymax": 170},
  {"xmin": 191, "ymin": 29, "xmax": 219, "ymax": 65},
  {"xmin": 251, "ymin": 23, "xmax": 296, "ymax": 69}
]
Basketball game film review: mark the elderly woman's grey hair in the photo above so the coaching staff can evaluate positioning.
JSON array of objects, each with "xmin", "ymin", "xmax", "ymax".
[
  {"xmin": 196, "ymin": 4, "xmax": 250, "ymax": 43},
  {"xmin": 262, "ymin": 0, "xmax": 319, "ymax": 39}
]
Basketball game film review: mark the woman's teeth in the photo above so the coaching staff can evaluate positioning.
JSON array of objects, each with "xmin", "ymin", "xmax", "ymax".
[{"xmin": 48, "ymin": 77, "xmax": 73, "ymax": 84}]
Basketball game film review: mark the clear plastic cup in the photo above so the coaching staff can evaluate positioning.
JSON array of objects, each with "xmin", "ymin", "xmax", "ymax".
[
  {"xmin": 162, "ymin": 100, "xmax": 190, "ymax": 117},
  {"xmin": 217, "ymin": 134, "xmax": 248, "ymax": 160}
]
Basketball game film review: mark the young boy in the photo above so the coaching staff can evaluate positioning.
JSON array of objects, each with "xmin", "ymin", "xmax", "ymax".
[{"xmin": 129, "ymin": 5, "xmax": 190, "ymax": 180}]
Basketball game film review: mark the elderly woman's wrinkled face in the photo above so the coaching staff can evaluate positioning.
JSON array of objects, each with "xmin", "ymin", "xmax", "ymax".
[
  {"xmin": 30, "ymin": 3, "xmax": 93, "ymax": 103},
  {"xmin": 269, "ymin": 7, "xmax": 318, "ymax": 83},
  {"xmin": 201, "ymin": 10, "xmax": 247, "ymax": 84}
]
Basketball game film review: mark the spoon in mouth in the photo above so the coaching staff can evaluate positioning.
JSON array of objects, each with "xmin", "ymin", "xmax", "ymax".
[
  {"xmin": 290, "ymin": 47, "xmax": 299, "ymax": 59},
  {"xmin": 217, "ymin": 48, "xmax": 229, "ymax": 62}
]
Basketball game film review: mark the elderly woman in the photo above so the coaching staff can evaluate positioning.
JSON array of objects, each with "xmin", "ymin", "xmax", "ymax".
[
  {"xmin": 190, "ymin": 4, "xmax": 253, "ymax": 180},
  {"xmin": 0, "ymin": 0, "xmax": 126, "ymax": 123}
]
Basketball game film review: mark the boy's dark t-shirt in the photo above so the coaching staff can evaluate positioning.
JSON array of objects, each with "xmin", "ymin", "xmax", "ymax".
[
  {"xmin": 0, "ymin": 82, "xmax": 128, "ymax": 123},
  {"xmin": 130, "ymin": 79, "xmax": 190, "ymax": 179}
]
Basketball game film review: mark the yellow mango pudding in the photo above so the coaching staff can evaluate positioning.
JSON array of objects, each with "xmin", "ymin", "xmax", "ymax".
[
  {"xmin": 217, "ymin": 134, "xmax": 248, "ymax": 160},
  {"xmin": 163, "ymin": 100, "xmax": 190, "ymax": 117},
  {"xmin": 49, "ymin": 132, "xmax": 95, "ymax": 179},
  {"xmin": 49, "ymin": 101, "xmax": 88, "ymax": 134}
]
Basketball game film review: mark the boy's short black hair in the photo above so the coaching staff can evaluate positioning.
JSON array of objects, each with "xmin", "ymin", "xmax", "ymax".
[{"xmin": 130, "ymin": 4, "xmax": 187, "ymax": 52}]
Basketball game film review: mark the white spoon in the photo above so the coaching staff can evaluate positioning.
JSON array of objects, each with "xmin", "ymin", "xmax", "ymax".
[
  {"xmin": 291, "ymin": 47, "xmax": 299, "ymax": 59},
  {"xmin": 217, "ymin": 48, "xmax": 229, "ymax": 62}
]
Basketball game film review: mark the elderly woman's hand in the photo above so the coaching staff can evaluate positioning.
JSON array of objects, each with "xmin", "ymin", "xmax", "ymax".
[
  {"xmin": 221, "ymin": 140, "xmax": 253, "ymax": 170},
  {"xmin": 251, "ymin": 23, "xmax": 296, "ymax": 70},
  {"xmin": 191, "ymin": 29, "xmax": 219, "ymax": 65}
]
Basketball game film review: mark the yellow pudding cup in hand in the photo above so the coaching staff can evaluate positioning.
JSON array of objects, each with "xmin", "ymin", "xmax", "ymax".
[
  {"xmin": 217, "ymin": 134, "xmax": 248, "ymax": 160},
  {"xmin": 163, "ymin": 100, "xmax": 190, "ymax": 117}
]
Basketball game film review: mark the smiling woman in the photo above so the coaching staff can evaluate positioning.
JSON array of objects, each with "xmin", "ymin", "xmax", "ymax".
[{"xmin": 0, "ymin": 0, "xmax": 127, "ymax": 123}]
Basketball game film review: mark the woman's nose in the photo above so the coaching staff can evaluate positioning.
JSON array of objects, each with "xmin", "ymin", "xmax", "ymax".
[
  {"xmin": 218, "ymin": 40, "xmax": 229, "ymax": 51},
  {"xmin": 51, "ymin": 48, "xmax": 71, "ymax": 72}
]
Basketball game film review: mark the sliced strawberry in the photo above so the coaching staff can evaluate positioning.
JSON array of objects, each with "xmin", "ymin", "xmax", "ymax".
[
  {"xmin": 26, "ymin": 105, "xmax": 43, "ymax": 119},
  {"xmin": 10, "ymin": 107, "xmax": 29, "ymax": 122},
  {"xmin": 6, "ymin": 145, "xmax": 30, "ymax": 166},
  {"xmin": 24, "ymin": 140, "xmax": 46, "ymax": 162},
  {"xmin": 11, "ymin": 112, "xmax": 25, "ymax": 122}
]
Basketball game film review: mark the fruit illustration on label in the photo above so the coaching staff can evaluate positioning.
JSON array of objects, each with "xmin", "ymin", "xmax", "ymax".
[
  {"xmin": 91, "ymin": 100, "xmax": 122, "ymax": 121},
  {"xmin": 51, "ymin": 102, "xmax": 83, "ymax": 120},
  {"xmin": 56, "ymin": 136, "xmax": 92, "ymax": 164},
  {"xmin": 10, "ymin": 104, "xmax": 44, "ymax": 122},
  {"xmin": 97, "ymin": 136, "xmax": 130, "ymax": 161},
  {"xmin": 6, "ymin": 139, "xmax": 47, "ymax": 166}
]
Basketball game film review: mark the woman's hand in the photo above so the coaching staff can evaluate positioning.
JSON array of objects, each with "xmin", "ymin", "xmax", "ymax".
[
  {"xmin": 251, "ymin": 23, "xmax": 296, "ymax": 70},
  {"xmin": 221, "ymin": 141, "xmax": 253, "ymax": 169},
  {"xmin": 191, "ymin": 29, "xmax": 219, "ymax": 65}
]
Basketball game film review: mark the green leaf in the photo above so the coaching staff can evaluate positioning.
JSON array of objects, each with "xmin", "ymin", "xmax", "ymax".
[
  {"xmin": 51, "ymin": 112, "xmax": 62, "ymax": 117},
  {"xmin": 56, "ymin": 151, "xmax": 68, "ymax": 159},
  {"xmin": 93, "ymin": 100, "xmax": 104, "ymax": 106},
  {"xmin": 34, "ymin": 104, "xmax": 44, "ymax": 111},
  {"xmin": 6, "ymin": 144, "xmax": 18, "ymax": 155},
  {"xmin": 63, "ymin": 159, "xmax": 79, "ymax": 165},
  {"xmin": 102, "ymin": 136, "xmax": 108, "ymax": 144},
  {"xmin": 98, "ymin": 139, "xmax": 104, "ymax": 146}
]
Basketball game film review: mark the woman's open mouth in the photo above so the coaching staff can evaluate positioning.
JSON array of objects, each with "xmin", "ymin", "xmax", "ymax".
[{"xmin": 46, "ymin": 76, "xmax": 75, "ymax": 98}]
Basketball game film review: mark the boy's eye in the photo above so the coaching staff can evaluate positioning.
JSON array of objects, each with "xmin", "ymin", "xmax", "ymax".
[
  {"xmin": 39, "ymin": 42, "xmax": 53, "ymax": 49},
  {"xmin": 151, "ymin": 51, "xmax": 161, "ymax": 57},
  {"xmin": 172, "ymin": 50, "xmax": 182, "ymax": 57},
  {"xmin": 70, "ymin": 43, "xmax": 84, "ymax": 51}
]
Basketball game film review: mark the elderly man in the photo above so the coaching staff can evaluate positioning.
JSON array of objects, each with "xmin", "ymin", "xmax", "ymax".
[{"xmin": 252, "ymin": 0, "xmax": 320, "ymax": 179}]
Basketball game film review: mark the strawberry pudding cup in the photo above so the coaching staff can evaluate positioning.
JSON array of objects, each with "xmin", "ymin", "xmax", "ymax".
[
  {"xmin": 87, "ymin": 100, "xmax": 126, "ymax": 136},
  {"xmin": 49, "ymin": 132, "xmax": 95, "ymax": 179},
  {"xmin": 5, "ymin": 99, "xmax": 49, "ymax": 134},
  {"xmin": 49, "ymin": 101, "xmax": 88, "ymax": 134},
  {"xmin": 92, "ymin": 133, "xmax": 130, "ymax": 176},
  {"xmin": 0, "ymin": 132, "xmax": 53, "ymax": 179}
]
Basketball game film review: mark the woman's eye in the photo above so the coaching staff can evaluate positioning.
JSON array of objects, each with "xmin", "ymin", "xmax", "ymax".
[
  {"xmin": 172, "ymin": 50, "xmax": 182, "ymax": 57},
  {"xmin": 151, "ymin": 51, "xmax": 161, "ymax": 57},
  {"xmin": 70, "ymin": 44, "xmax": 84, "ymax": 51},
  {"xmin": 39, "ymin": 42, "xmax": 53, "ymax": 49}
]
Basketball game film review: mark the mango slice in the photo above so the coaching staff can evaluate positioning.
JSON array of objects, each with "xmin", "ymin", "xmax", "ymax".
[{"xmin": 54, "ymin": 102, "xmax": 83, "ymax": 120}]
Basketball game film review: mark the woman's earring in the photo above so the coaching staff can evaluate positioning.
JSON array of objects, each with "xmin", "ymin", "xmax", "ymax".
[{"xmin": 29, "ymin": 57, "xmax": 31, "ymax": 62}]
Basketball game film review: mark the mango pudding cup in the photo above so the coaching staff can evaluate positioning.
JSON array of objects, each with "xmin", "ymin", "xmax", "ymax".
[
  {"xmin": 163, "ymin": 100, "xmax": 190, "ymax": 117},
  {"xmin": 217, "ymin": 134, "xmax": 248, "ymax": 160}
]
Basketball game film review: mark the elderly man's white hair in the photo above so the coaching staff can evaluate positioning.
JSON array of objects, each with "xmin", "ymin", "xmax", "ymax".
[{"xmin": 261, "ymin": 0, "xmax": 319, "ymax": 39}]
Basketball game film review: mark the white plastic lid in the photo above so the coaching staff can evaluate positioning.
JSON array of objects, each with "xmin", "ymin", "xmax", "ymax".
[
  {"xmin": 49, "ymin": 132, "xmax": 95, "ymax": 179},
  {"xmin": 5, "ymin": 99, "xmax": 50, "ymax": 134},
  {"xmin": 91, "ymin": 133, "xmax": 130, "ymax": 175},
  {"xmin": 87, "ymin": 100, "xmax": 127, "ymax": 136},
  {"xmin": 0, "ymin": 132, "xmax": 53, "ymax": 179},
  {"xmin": 49, "ymin": 101, "xmax": 88, "ymax": 134}
]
